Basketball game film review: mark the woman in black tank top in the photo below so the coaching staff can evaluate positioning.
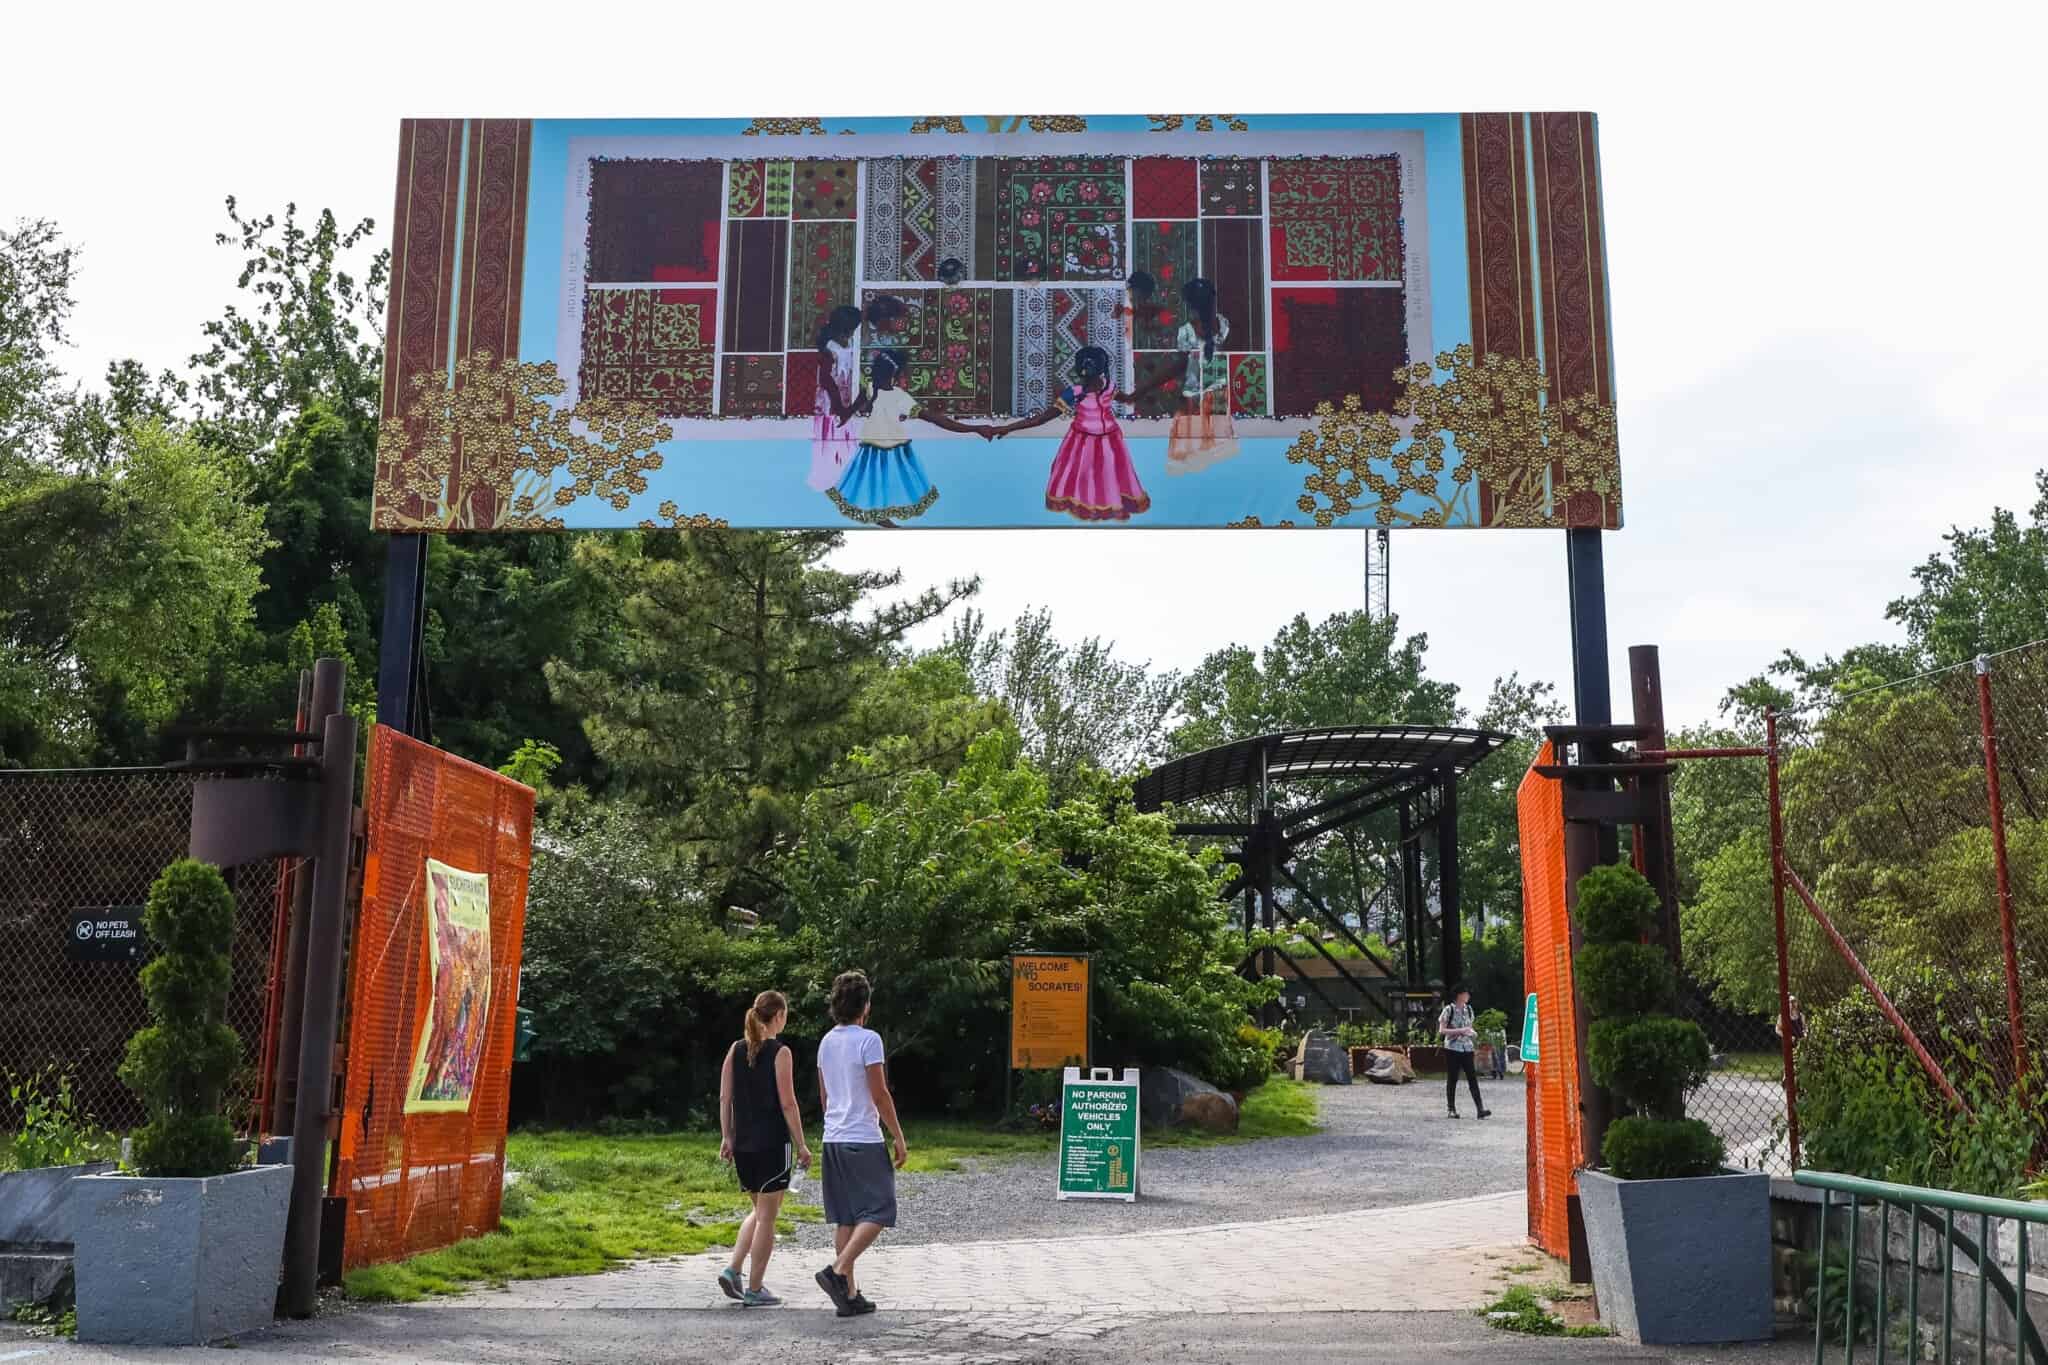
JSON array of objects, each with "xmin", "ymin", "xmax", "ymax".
[{"xmin": 717, "ymin": 991, "xmax": 812, "ymax": 1305}]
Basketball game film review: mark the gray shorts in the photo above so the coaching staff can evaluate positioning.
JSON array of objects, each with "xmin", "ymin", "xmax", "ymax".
[{"xmin": 822, "ymin": 1142, "xmax": 897, "ymax": 1228}]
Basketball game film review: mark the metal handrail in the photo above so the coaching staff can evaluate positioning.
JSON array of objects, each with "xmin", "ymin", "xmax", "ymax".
[{"xmin": 1796, "ymin": 1170, "xmax": 2044, "ymax": 1364}]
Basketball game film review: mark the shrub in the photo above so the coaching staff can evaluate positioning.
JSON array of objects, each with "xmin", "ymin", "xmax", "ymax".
[
  {"xmin": 1574, "ymin": 864, "xmax": 1718, "ymax": 1179},
  {"xmin": 1587, "ymin": 1016, "xmax": 1711, "ymax": 1119},
  {"xmin": 1574, "ymin": 862, "xmax": 1657, "ymax": 945},
  {"xmin": 1572, "ymin": 942, "xmax": 1675, "ymax": 1019},
  {"xmin": 4, "ymin": 1068, "xmax": 112, "ymax": 1171},
  {"xmin": 1602, "ymin": 1117, "xmax": 1726, "ymax": 1181},
  {"xmin": 1797, "ymin": 1034, "xmax": 1934, "ymax": 1183},
  {"xmin": 117, "ymin": 860, "xmax": 245, "ymax": 1178}
]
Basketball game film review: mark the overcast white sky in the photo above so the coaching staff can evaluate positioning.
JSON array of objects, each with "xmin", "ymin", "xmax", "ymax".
[{"xmin": 6, "ymin": 2, "xmax": 2044, "ymax": 726}]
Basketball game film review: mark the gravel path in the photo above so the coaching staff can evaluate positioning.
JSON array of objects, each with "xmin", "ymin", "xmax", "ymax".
[{"xmin": 779, "ymin": 1073, "xmax": 1527, "ymax": 1252}]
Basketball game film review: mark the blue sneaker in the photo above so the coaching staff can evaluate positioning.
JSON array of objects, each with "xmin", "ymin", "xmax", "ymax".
[
  {"xmin": 717, "ymin": 1266, "xmax": 743, "ymax": 1301},
  {"xmin": 743, "ymin": 1287, "xmax": 783, "ymax": 1308}
]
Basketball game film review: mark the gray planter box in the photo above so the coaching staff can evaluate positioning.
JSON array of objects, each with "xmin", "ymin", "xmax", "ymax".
[
  {"xmin": 73, "ymin": 1164, "xmax": 291, "ymax": 1345},
  {"xmin": 1579, "ymin": 1167, "xmax": 1772, "ymax": 1344},
  {"xmin": 0, "ymin": 1161, "xmax": 118, "ymax": 1312}
]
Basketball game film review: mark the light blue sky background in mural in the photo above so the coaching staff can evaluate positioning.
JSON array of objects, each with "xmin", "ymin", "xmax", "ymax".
[{"xmin": 515, "ymin": 115, "xmax": 1512, "ymax": 530}]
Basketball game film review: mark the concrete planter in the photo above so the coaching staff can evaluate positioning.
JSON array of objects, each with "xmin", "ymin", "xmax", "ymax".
[
  {"xmin": 73, "ymin": 1164, "xmax": 291, "ymax": 1345},
  {"xmin": 1578, "ymin": 1167, "xmax": 1772, "ymax": 1344},
  {"xmin": 0, "ymin": 1161, "xmax": 117, "ymax": 1312}
]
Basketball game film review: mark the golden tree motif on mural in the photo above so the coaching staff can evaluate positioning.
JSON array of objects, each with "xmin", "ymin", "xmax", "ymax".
[
  {"xmin": 1226, "ymin": 515, "xmax": 1298, "ymax": 528},
  {"xmin": 1146, "ymin": 115, "xmax": 1250, "ymax": 133},
  {"xmin": 373, "ymin": 353, "xmax": 671, "ymax": 532},
  {"xmin": 742, "ymin": 118, "xmax": 829, "ymax": 136},
  {"xmin": 639, "ymin": 502, "xmax": 730, "ymax": 532},
  {"xmin": 1283, "ymin": 346, "xmax": 1620, "ymax": 530}
]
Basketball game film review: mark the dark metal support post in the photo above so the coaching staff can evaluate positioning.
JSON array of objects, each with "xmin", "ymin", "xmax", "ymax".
[
  {"xmin": 270, "ymin": 662, "xmax": 344, "ymax": 1134},
  {"xmin": 1564, "ymin": 527, "xmax": 1615, "ymax": 1177},
  {"xmin": 376, "ymin": 534, "xmax": 430, "ymax": 739},
  {"xmin": 1398, "ymin": 799, "xmax": 1422, "ymax": 987},
  {"xmin": 1437, "ymin": 773, "xmax": 1462, "ymax": 988},
  {"xmin": 1627, "ymin": 645, "xmax": 1683, "ymax": 969},
  {"xmin": 1765, "ymin": 708, "xmax": 1802, "ymax": 1168},
  {"xmin": 282, "ymin": 702, "xmax": 360, "ymax": 1318}
]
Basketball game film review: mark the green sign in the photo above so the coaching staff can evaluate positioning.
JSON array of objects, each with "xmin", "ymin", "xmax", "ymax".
[
  {"xmin": 1521, "ymin": 993, "xmax": 1541, "ymax": 1063},
  {"xmin": 1056, "ymin": 1067, "xmax": 1140, "ymax": 1202}
]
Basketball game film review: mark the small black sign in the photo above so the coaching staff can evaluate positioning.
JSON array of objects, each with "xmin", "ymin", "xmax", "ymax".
[{"xmin": 67, "ymin": 908, "xmax": 147, "ymax": 962}]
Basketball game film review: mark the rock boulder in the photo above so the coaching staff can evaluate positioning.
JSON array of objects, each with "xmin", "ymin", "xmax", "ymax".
[
  {"xmin": 1139, "ymin": 1066, "xmax": 1236, "ymax": 1131},
  {"xmin": 1292, "ymin": 1030, "xmax": 1353, "ymax": 1085},
  {"xmin": 1362, "ymin": 1049, "xmax": 1416, "ymax": 1084}
]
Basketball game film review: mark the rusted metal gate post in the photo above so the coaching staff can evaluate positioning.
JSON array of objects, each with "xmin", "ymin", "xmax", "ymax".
[
  {"xmin": 1765, "ymin": 709, "xmax": 1801, "ymax": 1168},
  {"xmin": 1975, "ymin": 655, "xmax": 2030, "ymax": 1083}
]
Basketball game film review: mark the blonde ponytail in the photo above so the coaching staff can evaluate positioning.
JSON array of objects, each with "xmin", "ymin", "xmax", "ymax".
[{"xmin": 743, "ymin": 990, "xmax": 787, "ymax": 1065}]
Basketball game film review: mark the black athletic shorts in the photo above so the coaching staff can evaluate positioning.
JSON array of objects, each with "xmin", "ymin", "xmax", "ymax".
[{"xmin": 734, "ymin": 1144, "xmax": 793, "ymax": 1194}]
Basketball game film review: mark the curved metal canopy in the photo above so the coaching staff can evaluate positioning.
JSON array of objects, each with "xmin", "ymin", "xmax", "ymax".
[{"xmin": 1132, "ymin": 725, "xmax": 1510, "ymax": 813}]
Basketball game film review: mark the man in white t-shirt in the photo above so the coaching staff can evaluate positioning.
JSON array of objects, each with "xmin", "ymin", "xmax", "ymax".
[{"xmin": 813, "ymin": 970, "xmax": 908, "ymax": 1318}]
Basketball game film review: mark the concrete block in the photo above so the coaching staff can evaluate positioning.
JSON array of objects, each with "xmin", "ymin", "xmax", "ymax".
[
  {"xmin": 73, "ymin": 1164, "xmax": 292, "ymax": 1345},
  {"xmin": 1579, "ymin": 1167, "xmax": 1773, "ymax": 1345}
]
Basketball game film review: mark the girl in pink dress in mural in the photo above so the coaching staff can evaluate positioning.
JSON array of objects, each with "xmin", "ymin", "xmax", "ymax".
[
  {"xmin": 806, "ymin": 306, "xmax": 863, "ymax": 493},
  {"xmin": 995, "ymin": 346, "xmax": 1150, "ymax": 522}
]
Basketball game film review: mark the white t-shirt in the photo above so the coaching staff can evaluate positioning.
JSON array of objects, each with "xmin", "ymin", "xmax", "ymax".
[{"xmin": 818, "ymin": 1024, "xmax": 887, "ymax": 1144}]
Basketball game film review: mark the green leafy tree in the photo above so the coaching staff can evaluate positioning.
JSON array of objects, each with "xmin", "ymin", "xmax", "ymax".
[
  {"xmin": 943, "ymin": 606, "xmax": 1184, "ymax": 800},
  {"xmin": 777, "ymin": 730, "xmax": 1276, "ymax": 1110},
  {"xmin": 0, "ymin": 422, "xmax": 270, "ymax": 765},
  {"xmin": 0, "ymin": 218, "xmax": 78, "ymax": 477},
  {"xmin": 1887, "ymin": 469, "xmax": 2048, "ymax": 665},
  {"xmin": 118, "ymin": 860, "xmax": 245, "ymax": 1177},
  {"xmin": 545, "ymin": 530, "xmax": 977, "ymax": 906}
]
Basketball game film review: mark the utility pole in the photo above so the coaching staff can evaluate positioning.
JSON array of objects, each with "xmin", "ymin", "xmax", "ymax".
[{"xmin": 1363, "ymin": 528, "xmax": 1390, "ymax": 620}]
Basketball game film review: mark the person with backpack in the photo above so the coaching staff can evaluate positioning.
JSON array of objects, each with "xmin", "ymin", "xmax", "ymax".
[
  {"xmin": 716, "ymin": 990, "xmax": 811, "ymax": 1307},
  {"xmin": 1439, "ymin": 983, "xmax": 1492, "ymax": 1120}
]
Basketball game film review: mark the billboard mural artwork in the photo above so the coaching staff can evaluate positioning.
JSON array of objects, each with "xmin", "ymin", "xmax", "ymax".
[
  {"xmin": 374, "ymin": 115, "xmax": 1619, "ymax": 532},
  {"xmin": 405, "ymin": 858, "xmax": 494, "ymax": 1114}
]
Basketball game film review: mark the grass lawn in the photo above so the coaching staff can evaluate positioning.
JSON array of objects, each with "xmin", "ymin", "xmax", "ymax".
[{"xmin": 342, "ymin": 1079, "xmax": 1322, "ymax": 1303}]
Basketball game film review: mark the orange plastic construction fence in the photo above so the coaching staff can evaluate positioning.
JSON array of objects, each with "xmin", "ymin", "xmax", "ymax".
[
  {"xmin": 1519, "ymin": 740, "xmax": 1583, "ymax": 1260},
  {"xmin": 329, "ymin": 725, "xmax": 536, "ymax": 1271}
]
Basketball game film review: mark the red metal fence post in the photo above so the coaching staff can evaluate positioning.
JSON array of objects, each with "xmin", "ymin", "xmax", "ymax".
[
  {"xmin": 1975, "ymin": 655, "xmax": 2030, "ymax": 1084},
  {"xmin": 1765, "ymin": 708, "xmax": 1801, "ymax": 1168}
]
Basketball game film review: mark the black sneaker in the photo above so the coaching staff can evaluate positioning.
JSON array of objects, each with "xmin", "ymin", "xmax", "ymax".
[
  {"xmin": 815, "ymin": 1266, "xmax": 851, "ymax": 1312},
  {"xmin": 1479, "ymin": 1108, "xmax": 1493, "ymax": 1119},
  {"xmin": 1448, "ymin": 1108, "xmax": 1460, "ymax": 1118},
  {"xmin": 838, "ymin": 1292, "xmax": 877, "ymax": 1318}
]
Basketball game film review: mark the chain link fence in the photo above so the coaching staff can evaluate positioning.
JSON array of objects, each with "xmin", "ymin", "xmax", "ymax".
[
  {"xmin": 0, "ymin": 768, "xmax": 285, "ymax": 1137},
  {"xmin": 1776, "ymin": 644, "xmax": 2043, "ymax": 1125}
]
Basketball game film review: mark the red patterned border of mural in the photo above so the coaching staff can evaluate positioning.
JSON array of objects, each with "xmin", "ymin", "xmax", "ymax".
[
  {"xmin": 455, "ymin": 119, "xmax": 533, "ymax": 374},
  {"xmin": 1461, "ymin": 113, "xmax": 1536, "ymax": 366},
  {"xmin": 1462, "ymin": 112, "xmax": 1619, "ymax": 530},
  {"xmin": 1530, "ymin": 111, "xmax": 1617, "ymax": 530},
  {"xmin": 381, "ymin": 120, "xmax": 466, "ymax": 425}
]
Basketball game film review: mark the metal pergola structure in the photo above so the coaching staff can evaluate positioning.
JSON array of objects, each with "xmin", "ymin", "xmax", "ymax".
[{"xmin": 1133, "ymin": 725, "xmax": 1509, "ymax": 1026}]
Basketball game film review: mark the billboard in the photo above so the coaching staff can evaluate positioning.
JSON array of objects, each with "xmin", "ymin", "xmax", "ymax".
[{"xmin": 373, "ymin": 115, "xmax": 1619, "ymax": 533}]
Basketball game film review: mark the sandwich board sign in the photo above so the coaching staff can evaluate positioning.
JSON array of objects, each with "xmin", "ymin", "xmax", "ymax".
[
  {"xmin": 1056, "ymin": 1067, "xmax": 1139, "ymax": 1202},
  {"xmin": 1521, "ymin": 992, "xmax": 1541, "ymax": 1063}
]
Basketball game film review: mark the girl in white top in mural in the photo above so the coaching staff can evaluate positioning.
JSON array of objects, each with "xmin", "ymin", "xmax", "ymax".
[
  {"xmin": 807, "ymin": 307, "xmax": 864, "ymax": 493},
  {"xmin": 1166, "ymin": 277, "xmax": 1239, "ymax": 476},
  {"xmin": 828, "ymin": 347, "xmax": 991, "ymax": 526}
]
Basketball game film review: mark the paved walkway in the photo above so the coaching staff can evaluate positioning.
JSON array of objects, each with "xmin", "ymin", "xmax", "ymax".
[{"xmin": 416, "ymin": 1190, "xmax": 1528, "ymax": 1315}]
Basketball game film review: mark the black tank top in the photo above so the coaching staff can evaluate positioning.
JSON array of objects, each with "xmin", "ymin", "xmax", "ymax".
[{"xmin": 731, "ymin": 1037, "xmax": 785, "ymax": 1152}]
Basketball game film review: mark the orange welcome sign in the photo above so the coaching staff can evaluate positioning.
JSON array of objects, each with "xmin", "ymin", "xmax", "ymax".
[{"xmin": 1011, "ymin": 954, "xmax": 1091, "ymax": 1070}]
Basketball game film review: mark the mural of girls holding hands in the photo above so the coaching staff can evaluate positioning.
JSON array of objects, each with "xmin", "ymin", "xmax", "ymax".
[
  {"xmin": 829, "ymin": 348, "xmax": 992, "ymax": 526},
  {"xmin": 806, "ymin": 306, "xmax": 863, "ymax": 494},
  {"xmin": 994, "ymin": 346, "xmax": 1150, "ymax": 522},
  {"xmin": 1167, "ymin": 277, "xmax": 1238, "ymax": 474}
]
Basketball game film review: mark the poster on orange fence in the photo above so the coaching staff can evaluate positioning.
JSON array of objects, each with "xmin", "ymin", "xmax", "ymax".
[{"xmin": 405, "ymin": 858, "xmax": 494, "ymax": 1114}]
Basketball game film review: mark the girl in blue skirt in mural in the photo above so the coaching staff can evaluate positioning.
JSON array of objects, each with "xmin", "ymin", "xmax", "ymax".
[{"xmin": 828, "ymin": 348, "xmax": 991, "ymax": 526}]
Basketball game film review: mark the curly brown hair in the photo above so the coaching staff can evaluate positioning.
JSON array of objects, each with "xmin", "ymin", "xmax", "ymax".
[{"xmin": 829, "ymin": 970, "xmax": 872, "ymax": 1026}]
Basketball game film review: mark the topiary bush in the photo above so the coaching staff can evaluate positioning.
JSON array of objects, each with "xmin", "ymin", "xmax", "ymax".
[
  {"xmin": 1573, "ymin": 863, "xmax": 1724, "ymax": 1179},
  {"xmin": 1573, "ymin": 942, "xmax": 1677, "ymax": 1020},
  {"xmin": 117, "ymin": 859, "xmax": 246, "ymax": 1178}
]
